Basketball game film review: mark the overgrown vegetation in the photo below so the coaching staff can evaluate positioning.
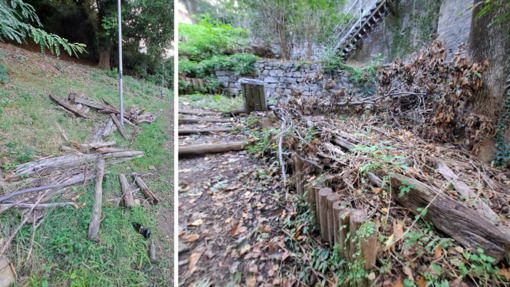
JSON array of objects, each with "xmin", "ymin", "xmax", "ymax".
[{"xmin": 179, "ymin": 93, "xmax": 243, "ymax": 112}]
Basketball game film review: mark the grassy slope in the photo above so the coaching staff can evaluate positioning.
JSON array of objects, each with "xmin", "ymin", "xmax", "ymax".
[{"xmin": 0, "ymin": 43, "xmax": 174, "ymax": 286}]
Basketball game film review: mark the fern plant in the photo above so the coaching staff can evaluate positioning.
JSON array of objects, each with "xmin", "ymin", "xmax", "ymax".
[{"xmin": 0, "ymin": 0, "xmax": 86, "ymax": 57}]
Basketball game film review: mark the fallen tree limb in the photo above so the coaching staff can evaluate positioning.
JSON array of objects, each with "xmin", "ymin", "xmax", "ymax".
[
  {"xmin": 71, "ymin": 141, "xmax": 116, "ymax": 149},
  {"xmin": 0, "ymin": 202, "xmax": 79, "ymax": 209},
  {"xmin": 96, "ymin": 148, "xmax": 130, "ymax": 154},
  {"xmin": 129, "ymin": 127, "xmax": 140, "ymax": 145},
  {"xmin": 119, "ymin": 174, "xmax": 134, "ymax": 208},
  {"xmin": 389, "ymin": 173, "xmax": 510, "ymax": 263},
  {"xmin": 102, "ymin": 151, "xmax": 144, "ymax": 159},
  {"xmin": 136, "ymin": 109, "xmax": 163, "ymax": 124},
  {"xmin": 71, "ymin": 95, "xmax": 105, "ymax": 110},
  {"xmin": 179, "ymin": 110, "xmax": 219, "ymax": 115},
  {"xmin": 110, "ymin": 113, "xmax": 129, "ymax": 139},
  {"xmin": 50, "ymin": 94, "xmax": 94, "ymax": 120},
  {"xmin": 178, "ymin": 128, "xmax": 233, "ymax": 135},
  {"xmin": 87, "ymin": 158, "xmax": 105, "ymax": 239},
  {"xmin": 178, "ymin": 142, "xmax": 249, "ymax": 156},
  {"xmin": 179, "ymin": 117, "xmax": 231, "ymax": 123},
  {"xmin": 0, "ymin": 175, "xmax": 97, "ymax": 203},
  {"xmin": 134, "ymin": 176, "xmax": 159, "ymax": 204}
]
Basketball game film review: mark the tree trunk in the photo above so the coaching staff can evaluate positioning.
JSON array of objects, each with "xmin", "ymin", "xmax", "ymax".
[
  {"xmin": 98, "ymin": 49, "xmax": 111, "ymax": 70},
  {"xmin": 467, "ymin": 0, "xmax": 510, "ymax": 162}
]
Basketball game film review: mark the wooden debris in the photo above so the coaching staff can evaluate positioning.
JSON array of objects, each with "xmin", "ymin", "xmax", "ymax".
[
  {"xmin": 179, "ymin": 117, "xmax": 231, "ymax": 124},
  {"xmin": 179, "ymin": 110, "xmax": 219, "ymax": 115},
  {"xmin": 71, "ymin": 141, "xmax": 116, "ymax": 149},
  {"xmin": 119, "ymin": 174, "xmax": 134, "ymax": 208},
  {"xmin": 0, "ymin": 202, "xmax": 79, "ymax": 209},
  {"xmin": 129, "ymin": 126, "xmax": 140, "ymax": 145},
  {"xmin": 110, "ymin": 113, "xmax": 129, "ymax": 139},
  {"xmin": 96, "ymin": 148, "xmax": 130, "ymax": 154},
  {"xmin": 87, "ymin": 158, "xmax": 105, "ymax": 240},
  {"xmin": 50, "ymin": 94, "xmax": 94, "ymax": 120},
  {"xmin": 178, "ymin": 128, "xmax": 233, "ymax": 135},
  {"xmin": 70, "ymin": 94, "xmax": 105, "ymax": 110},
  {"xmin": 389, "ymin": 173, "xmax": 510, "ymax": 263},
  {"xmin": 134, "ymin": 176, "xmax": 160, "ymax": 204},
  {"xmin": 56, "ymin": 123, "xmax": 69, "ymax": 142},
  {"xmin": 179, "ymin": 142, "xmax": 249, "ymax": 156}
]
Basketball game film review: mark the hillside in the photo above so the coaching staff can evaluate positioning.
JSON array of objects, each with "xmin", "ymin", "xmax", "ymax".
[{"xmin": 0, "ymin": 42, "xmax": 174, "ymax": 286}]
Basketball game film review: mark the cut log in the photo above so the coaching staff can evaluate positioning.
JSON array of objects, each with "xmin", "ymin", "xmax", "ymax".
[
  {"xmin": 71, "ymin": 95, "xmax": 105, "ymax": 110},
  {"xmin": 338, "ymin": 208, "xmax": 352, "ymax": 259},
  {"xmin": 389, "ymin": 173, "xmax": 510, "ymax": 263},
  {"xmin": 110, "ymin": 113, "xmax": 129, "ymax": 139},
  {"xmin": 71, "ymin": 141, "xmax": 116, "ymax": 149},
  {"xmin": 102, "ymin": 151, "xmax": 144, "ymax": 159},
  {"xmin": 0, "ymin": 202, "xmax": 78, "ymax": 209},
  {"xmin": 326, "ymin": 193, "xmax": 341, "ymax": 245},
  {"xmin": 179, "ymin": 117, "xmax": 231, "ymax": 123},
  {"xmin": 318, "ymin": 188, "xmax": 333, "ymax": 243},
  {"xmin": 331, "ymin": 135, "xmax": 356, "ymax": 150},
  {"xmin": 179, "ymin": 110, "xmax": 219, "ymax": 115},
  {"xmin": 135, "ymin": 176, "xmax": 160, "ymax": 204},
  {"xmin": 119, "ymin": 174, "xmax": 134, "ymax": 208},
  {"xmin": 179, "ymin": 128, "xmax": 233, "ymax": 135},
  {"xmin": 332, "ymin": 201, "xmax": 344, "ymax": 245},
  {"xmin": 436, "ymin": 162, "xmax": 503, "ymax": 226},
  {"xmin": 14, "ymin": 153, "xmax": 99, "ymax": 175},
  {"xmin": 96, "ymin": 148, "xmax": 130, "ymax": 154},
  {"xmin": 348, "ymin": 209, "xmax": 367, "ymax": 263},
  {"xmin": 179, "ymin": 142, "xmax": 249, "ymax": 156},
  {"xmin": 49, "ymin": 94, "xmax": 94, "ymax": 120},
  {"xmin": 87, "ymin": 158, "xmax": 105, "ymax": 239}
]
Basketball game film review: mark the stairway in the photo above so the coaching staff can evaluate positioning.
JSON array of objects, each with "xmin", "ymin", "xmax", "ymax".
[{"xmin": 334, "ymin": 0, "xmax": 396, "ymax": 58}]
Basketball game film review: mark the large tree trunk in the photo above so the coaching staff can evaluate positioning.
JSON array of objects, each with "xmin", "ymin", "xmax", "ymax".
[
  {"xmin": 186, "ymin": 0, "xmax": 198, "ymax": 24},
  {"xmin": 98, "ymin": 49, "xmax": 111, "ymax": 70},
  {"xmin": 467, "ymin": 0, "xmax": 510, "ymax": 162}
]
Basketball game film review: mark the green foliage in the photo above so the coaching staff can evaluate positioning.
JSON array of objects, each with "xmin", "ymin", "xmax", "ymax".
[
  {"xmin": 473, "ymin": 0, "xmax": 510, "ymax": 30},
  {"xmin": 0, "ymin": 0, "xmax": 86, "ymax": 57},
  {"xmin": 179, "ymin": 14, "xmax": 250, "ymax": 61},
  {"xmin": 179, "ymin": 53, "xmax": 259, "ymax": 79},
  {"xmin": 179, "ymin": 93, "xmax": 243, "ymax": 112}
]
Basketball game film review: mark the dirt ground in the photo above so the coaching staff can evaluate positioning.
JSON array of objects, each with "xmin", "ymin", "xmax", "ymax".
[{"xmin": 177, "ymin": 108, "xmax": 315, "ymax": 287}]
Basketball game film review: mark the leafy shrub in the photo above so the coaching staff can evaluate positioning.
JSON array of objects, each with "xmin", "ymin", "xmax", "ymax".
[
  {"xmin": 179, "ymin": 53, "xmax": 259, "ymax": 79},
  {"xmin": 179, "ymin": 14, "xmax": 250, "ymax": 61}
]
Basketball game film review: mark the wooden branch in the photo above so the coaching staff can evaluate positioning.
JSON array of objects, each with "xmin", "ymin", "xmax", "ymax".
[
  {"xmin": 179, "ymin": 142, "xmax": 249, "ymax": 156},
  {"xmin": 87, "ymin": 158, "xmax": 105, "ymax": 239},
  {"xmin": 178, "ymin": 128, "xmax": 233, "ymax": 135},
  {"xmin": 0, "ymin": 202, "xmax": 78, "ymax": 209},
  {"xmin": 389, "ymin": 173, "xmax": 510, "ymax": 263},
  {"xmin": 110, "ymin": 113, "xmax": 129, "ymax": 139},
  {"xmin": 72, "ymin": 96, "xmax": 105, "ymax": 110},
  {"xmin": 49, "ymin": 94, "xmax": 94, "ymax": 120},
  {"xmin": 129, "ymin": 126, "xmax": 140, "ymax": 145},
  {"xmin": 119, "ymin": 174, "xmax": 134, "ymax": 208},
  {"xmin": 96, "ymin": 148, "xmax": 130, "ymax": 154},
  {"xmin": 179, "ymin": 110, "xmax": 220, "ymax": 115},
  {"xmin": 318, "ymin": 188, "xmax": 332, "ymax": 243},
  {"xmin": 326, "ymin": 193, "xmax": 341, "ymax": 245},
  {"xmin": 137, "ymin": 109, "xmax": 163, "ymax": 124},
  {"xmin": 179, "ymin": 117, "xmax": 231, "ymax": 123},
  {"xmin": 135, "ymin": 176, "xmax": 160, "ymax": 204},
  {"xmin": 102, "ymin": 151, "xmax": 145, "ymax": 159},
  {"xmin": 71, "ymin": 141, "xmax": 116, "ymax": 149},
  {"xmin": 331, "ymin": 135, "xmax": 356, "ymax": 150}
]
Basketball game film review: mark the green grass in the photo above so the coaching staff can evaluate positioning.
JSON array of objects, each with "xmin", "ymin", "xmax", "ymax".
[
  {"xmin": 0, "ymin": 43, "xmax": 174, "ymax": 286},
  {"xmin": 179, "ymin": 93, "xmax": 243, "ymax": 112}
]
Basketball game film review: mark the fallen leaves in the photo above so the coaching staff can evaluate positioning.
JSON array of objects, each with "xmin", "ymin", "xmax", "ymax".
[
  {"xmin": 189, "ymin": 219, "xmax": 204, "ymax": 226},
  {"xmin": 188, "ymin": 252, "xmax": 202, "ymax": 274},
  {"xmin": 182, "ymin": 234, "xmax": 199, "ymax": 243},
  {"xmin": 433, "ymin": 245, "xmax": 443, "ymax": 259},
  {"xmin": 497, "ymin": 267, "xmax": 510, "ymax": 281}
]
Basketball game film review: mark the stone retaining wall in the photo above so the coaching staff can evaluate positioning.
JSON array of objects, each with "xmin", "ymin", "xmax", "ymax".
[{"xmin": 215, "ymin": 60, "xmax": 359, "ymax": 98}]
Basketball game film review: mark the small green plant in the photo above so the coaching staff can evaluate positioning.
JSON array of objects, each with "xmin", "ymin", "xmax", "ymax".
[
  {"xmin": 106, "ymin": 67, "xmax": 118, "ymax": 78},
  {"xmin": 398, "ymin": 180, "xmax": 415, "ymax": 197}
]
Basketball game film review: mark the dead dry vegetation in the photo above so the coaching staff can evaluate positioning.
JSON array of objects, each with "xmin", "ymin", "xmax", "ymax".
[{"xmin": 178, "ymin": 40, "xmax": 510, "ymax": 287}]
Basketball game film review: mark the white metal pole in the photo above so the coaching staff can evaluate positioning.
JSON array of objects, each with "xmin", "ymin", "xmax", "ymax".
[{"xmin": 118, "ymin": 0, "xmax": 124, "ymax": 127}]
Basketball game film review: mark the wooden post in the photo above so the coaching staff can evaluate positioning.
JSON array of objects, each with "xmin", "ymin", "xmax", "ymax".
[
  {"xmin": 293, "ymin": 154, "xmax": 304, "ymax": 197},
  {"xmin": 87, "ymin": 158, "xmax": 105, "ymax": 239},
  {"xmin": 348, "ymin": 209, "xmax": 367, "ymax": 262},
  {"xmin": 360, "ymin": 221, "xmax": 379, "ymax": 270},
  {"xmin": 119, "ymin": 174, "xmax": 134, "ymax": 208},
  {"xmin": 305, "ymin": 184, "xmax": 317, "ymax": 222},
  {"xmin": 338, "ymin": 208, "xmax": 352, "ymax": 259},
  {"xmin": 326, "ymin": 193, "xmax": 341, "ymax": 245},
  {"xmin": 312, "ymin": 184, "xmax": 323, "ymax": 229},
  {"xmin": 318, "ymin": 188, "xmax": 332, "ymax": 243},
  {"xmin": 332, "ymin": 201, "xmax": 346, "ymax": 245}
]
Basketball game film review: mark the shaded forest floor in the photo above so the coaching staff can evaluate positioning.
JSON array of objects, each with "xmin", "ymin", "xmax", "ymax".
[{"xmin": 0, "ymin": 42, "xmax": 174, "ymax": 286}]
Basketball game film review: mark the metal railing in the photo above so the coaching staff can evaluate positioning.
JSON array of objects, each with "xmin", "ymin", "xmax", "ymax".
[{"xmin": 333, "ymin": 0, "xmax": 381, "ymax": 51}]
